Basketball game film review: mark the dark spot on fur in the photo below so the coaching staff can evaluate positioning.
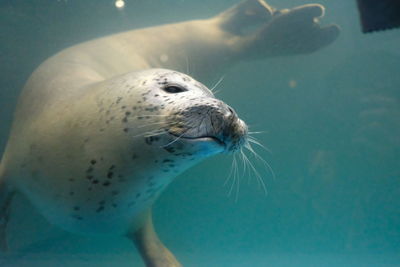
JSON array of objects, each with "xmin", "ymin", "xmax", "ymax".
[
  {"xmin": 29, "ymin": 144, "xmax": 37, "ymax": 152},
  {"xmin": 92, "ymin": 180, "xmax": 99, "ymax": 184},
  {"xmin": 146, "ymin": 188, "xmax": 154, "ymax": 194},
  {"xmin": 90, "ymin": 159, "xmax": 97, "ymax": 165},
  {"xmin": 123, "ymin": 128, "xmax": 129, "ymax": 133},
  {"xmin": 69, "ymin": 178, "xmax": 75, "ymax": 182},
  {"xmin": 72, "ymin": 215, "xmax": 83, "ymax": 220},
  {"xmin": 136, "ymin": 193, "xmax": 141, "ymax": 199},
  {"xmin": 145, "ymin": 136, "xmax": 160, "ymax": 145},
  {"xmin": 96, "ymin": 206, "xmax": 105, "ymax": 212},
  {"xmin": 112, "ymin": 203, "xmax": 118, "ymax": 208},
  {"xmin": 174, "ymin": 142, "xmax": 184, "ymax": 151},
  {"xmin": 86, "ymin": 167, "xmax": 94, "ymax": 173},
  {"xmin": 145, "ymin": 137, "xmax": 152, "ymax": 145},
  {"xmin": 163, "ymin": 146, "xmax": 175, "ymax": 153},
  {"xmin": 74, "ymin": 206, "xmax": 80, "ymax": 211},
  {"xmin": 162, "ymin": 159, "xmax": 173, "ymax": 163},
  {"xmin": 118, "ymin": 174, "xmax": 126, "ymax": 182},
  {"xmin": 103, "ymin": 181, "xmax": 111, "ymax": 186},
  {"xmin": 69, "ymin": 191, "xmax": 75, "ymax": 196}
]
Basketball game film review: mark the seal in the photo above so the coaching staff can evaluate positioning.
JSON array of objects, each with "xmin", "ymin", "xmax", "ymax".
[{"xmin": 0, "ymin": 0, "xmax": 339, "ymax": 266}]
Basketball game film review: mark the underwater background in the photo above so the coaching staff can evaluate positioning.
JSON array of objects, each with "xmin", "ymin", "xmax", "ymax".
[{"xmin": 0, "ymin": 0, "xmax": 399, "ymax": 266}]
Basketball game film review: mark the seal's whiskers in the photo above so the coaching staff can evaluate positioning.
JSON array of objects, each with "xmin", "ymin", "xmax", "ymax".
[
  {"xmin": 248, "ymin": 130, "xmax": 267, "ymax": 135},
  {"xmin": 131, "ymin": 128, "xmax": 167, "ymax": 139},
  {"xmin": 228, "ymin": 153, "xmax": 240, "ymax": 202},
  {"xmin": 184, "ymin": 53, "xmax": 191, "ymax": 76},
  {"xmin": 246, "ymin": 136, "xmax": 275, "ymax": 182},
  {"xmin": 224, "ymin": 130, "xmax": 275, "ymax": 200},
  {"xmin": 133, "ymin": 114, "xmax": 171, "ymax": 118},
  {"xmin": 241, "ymin": 148, "xmax": 268, "ymax": 196},
  {"xmin": 239, "ymin": 148, "xmax": 252, "ymax": 184},
  {"xmin": 137, "ymin": 121, "xmax": 168, "ymax": 128},
  {"xmin": 210, "ymin": 75, "xmax": 225, "ymax": 95},
  {"xmin": 160, "ymin": 129, "xmax": 189, "ymax": 148},
  {"xmin": 224, "ymin": 153, "xmax": 239, "ymax": 199},
  {"xmin": 247, "ymin": 136, "xmax": 272, "ymax": 155}
]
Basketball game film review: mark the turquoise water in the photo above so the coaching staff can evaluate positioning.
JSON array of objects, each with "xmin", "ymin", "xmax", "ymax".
[{"xmin": 0, "ymin": 0, "xmax": 399, "ymax": 266}]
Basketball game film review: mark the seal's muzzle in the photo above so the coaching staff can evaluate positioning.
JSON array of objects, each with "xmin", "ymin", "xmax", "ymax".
[{"xmin": 167, "ymin": 99, "xmax": 248, "ymax": 152}]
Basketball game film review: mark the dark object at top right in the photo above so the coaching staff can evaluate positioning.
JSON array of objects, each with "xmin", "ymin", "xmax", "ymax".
[{"xmin": 357, "ymin": 0, "xmax": 400, "ymax": 33}]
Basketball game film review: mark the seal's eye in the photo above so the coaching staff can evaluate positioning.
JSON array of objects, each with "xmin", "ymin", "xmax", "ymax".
[{"xmin": 163, "ymin": 85, "xmax": 187, "ymax": 93}]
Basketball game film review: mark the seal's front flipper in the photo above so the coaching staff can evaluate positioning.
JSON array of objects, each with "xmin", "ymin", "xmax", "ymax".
[
  {"xmin": 127, "ymin": 210, "xmax": 182, "ymax": 267},
  {"xmin": 218, "ymin": 0, "xmax": 275, "ymax": 35},
  {"xmin": 0, "ymin": 168, "xmax": 15, "ymax": 252}
]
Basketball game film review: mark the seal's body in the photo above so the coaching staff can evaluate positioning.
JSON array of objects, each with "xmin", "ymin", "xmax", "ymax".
[
  {"xmin": 0, "ymin": 1, "xmax": 339, "ymax": 266},
  {"xmin": 3, "ymin": 68, "xmax": 246, "ymax": 236}
]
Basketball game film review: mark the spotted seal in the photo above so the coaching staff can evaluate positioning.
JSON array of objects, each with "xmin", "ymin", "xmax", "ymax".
[
  {"xmin": 0, "ymin": 0, "xmax": 339, "ymax": 266},
  {"xmin": 1, "ymin": 67, "xmax": 246, "ymax": 265}
]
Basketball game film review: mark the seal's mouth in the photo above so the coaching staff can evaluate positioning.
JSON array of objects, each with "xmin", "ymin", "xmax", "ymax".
[
  {"xmin": 168, "ymin": 132, "xmax": 227, "ymax": 149},
  {"xmin": 165, "ymin": 101, "xmax": 248, "ymax": 153}
]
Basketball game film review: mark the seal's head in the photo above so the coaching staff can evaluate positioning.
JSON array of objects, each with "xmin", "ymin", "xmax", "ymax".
[
  {"xmin": 119, "ymin": 69, "xmax": 247, "ymax": 163},
  {"xmin": 134, "ymin": 69, "xmax": 247, "ymax": 157}
]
